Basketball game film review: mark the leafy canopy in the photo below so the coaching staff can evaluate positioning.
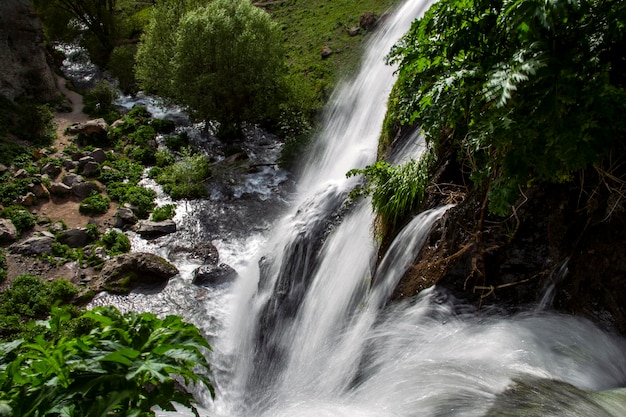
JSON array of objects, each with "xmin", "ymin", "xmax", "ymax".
[
  {"xmin": 136, "ymin": 0, "xmax": 286, "ymax": 139},
  {"xmin": 387, "ymin": 0, "xmax": 626, "ymax": 215}
]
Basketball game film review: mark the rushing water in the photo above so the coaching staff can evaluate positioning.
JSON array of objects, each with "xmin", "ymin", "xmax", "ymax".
[{"xmin": 89, "ymin": 0, "xmax": 626, "ymax": 415}]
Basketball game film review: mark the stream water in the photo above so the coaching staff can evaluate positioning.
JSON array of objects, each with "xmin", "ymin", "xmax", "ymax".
[{"xmin": 82, "ymin": 0, "xmax": 626, "ymax": 415}]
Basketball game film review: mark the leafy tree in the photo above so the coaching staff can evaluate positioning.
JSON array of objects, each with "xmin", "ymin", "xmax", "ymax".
[
  {"xmin": 387, "ymin": 0, "xmax": 626, "ymax": 215},
  {"xmin": 136, "ymin": 0, "xmax": 286, "ymax": 139}
]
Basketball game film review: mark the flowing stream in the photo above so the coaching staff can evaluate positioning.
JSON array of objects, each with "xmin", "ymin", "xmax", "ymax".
[{"xmin": 89, "ymin": 0, "xmax": 626, "ymax": 415}]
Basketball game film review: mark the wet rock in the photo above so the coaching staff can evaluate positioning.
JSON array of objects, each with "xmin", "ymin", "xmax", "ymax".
[
  {"xmin": 192, "ymin": 263, "xmax": 238, "ymax": 286},
  {"xmin": 191, "ymin": 242, "xmax": 220, "ymax": 265},
  {"xmin": 136, "ymin": 220, "xmax": 177, "ymax": 238},
  {"xmin": 9, "ymin": 235, "xmax": 55, "ymax": 256},
  {"xmin": 49, "ymin": 182, "xmax": 72, "ymax": 196},
  {"xmin": 0, "ymin": 219, "xmax": 18, "ymax": 243},
  {"xmin": 66, "ymin": 118, "xmax": 109, "ymax": 136},
  {"xmin": 95, "ymin": 252, "xmax": 179, "ymax": 294},
  {"xmin": 57, "ymin": 228, "xmax": 91, "ymax": 247}
]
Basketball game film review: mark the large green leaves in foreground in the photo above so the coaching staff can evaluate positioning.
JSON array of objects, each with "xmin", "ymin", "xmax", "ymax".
[
  {"xmin": 387, "ymin": 0, "xmax": 626, "ymax": 215},
  {"xmin": 0, "ymin": 306, "xmax": 213, "ymax": 417}
]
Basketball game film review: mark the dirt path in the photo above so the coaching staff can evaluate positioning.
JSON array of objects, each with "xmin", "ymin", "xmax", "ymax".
[{"xmin": 52, "ymin": 75, "xmax": 89, "ymax": 153}]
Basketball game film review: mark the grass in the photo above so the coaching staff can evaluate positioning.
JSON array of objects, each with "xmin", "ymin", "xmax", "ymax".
[{"xmin": 264, "ymin": 0, "xmax": 401, "ymax": 105}]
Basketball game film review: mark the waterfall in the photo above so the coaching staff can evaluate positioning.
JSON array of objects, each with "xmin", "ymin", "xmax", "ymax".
[
  {"xmin": 133, "ymin": 0, "xmax": 626, "ymax": 415},
  {"xmin": 205, "ymin": 0, "xmax": 626, "ymax": 416}
]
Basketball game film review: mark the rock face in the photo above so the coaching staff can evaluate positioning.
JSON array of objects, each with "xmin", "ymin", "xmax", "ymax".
[
  {"xmin": 0, "ymin": 0, "xmax": 57, "ymax": 101},
  {"xmin": 95, "ymin": 252, "xmax": 179, "ymax": 294}
]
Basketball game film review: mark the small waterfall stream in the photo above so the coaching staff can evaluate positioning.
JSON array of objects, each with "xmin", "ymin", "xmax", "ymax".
[{"xmin": 85, "ymin": 0, "xmax": 626, "ymax": 415}]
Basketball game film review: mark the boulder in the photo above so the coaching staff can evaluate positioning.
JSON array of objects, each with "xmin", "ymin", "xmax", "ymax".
[
  {"xmin": 66, "ymin": 118, "xmax": 109, "ymax": 136},
  {"xmin": 62, "ymin": 173, "xmax": 84, "ymax": 187},
  {"xmin": 348, "ymin": 26, "xmax": 360, "ymax": 36},
  {"xmin": 192, "ymin": 263, "xmax": 238, "ymax": 286},
  {"xmin": 49, "ymin": 182, "xmax": 72, "ymax": 196},
  {"xmin": 13, "ymin": 168, "xmax": 28, "ymax": 179},
  {"xmin": 81, "ymin": 161, "xmax": 100, "ymax": 177},
  {"xmin": 29, "ymin": 182, "xmax": 50, "ymax": 199},
  {"xmin": 40, "ymin": 162, "xmax": 61, "ymax": 179},
  {"xmin": 0, "ymin": 218, "xmax": 18, "ymax": 243},
  {"xmin": 321, "ymin": 45, "xmax": 333, "ymax": 59},
  {"xmin": 136, "ymin": 220, "xmax": 177, "ymax": 238},
  {"xmin": 63, "ymin": 159, "xmax": 78, "ymax": 171},
  {"xmin": 96, "ymin": 252, "xmax": 179, "ymax": 294},
  {"xmin": 90, "ymin": 148, "xmax": 107, "ymax": 163},
  {"xmin": 78, "ymin": 155, "xmax": 95, "ymax": 169},
  {"xmin": 191, "ymin": 241, "xmax": 220, "ymax": 265},
  {"xmin": 16, "ymin": 192, "xmax": 37, "ymax": 206},
  {"xmin": 72, "ymin": 181, "xmax": 102, "ymax": 198},
  {"xmin": 0, "ymin": 164, "xmax": 7, "ymax": 174},
  {"xmin": 9, "ymin": 235, "xmax": 55, "ymax": 256},
  {"xmin": 114, "ymin": 207, "xmax": 138, "ymax": 228},
  {"xmin": 359, "ymin": 12, "xmax": 378, "ymax": 30},
  {"xmin": 57, "ymin": 227, "xmax": 91, "ymax": 247}
]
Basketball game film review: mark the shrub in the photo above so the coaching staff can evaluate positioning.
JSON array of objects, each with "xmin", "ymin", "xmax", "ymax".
[
  {"xmin": 100, "ymin": 229, "xmax": 131, "ymax": 256},
  {"xmin": 155, "ymin": 152, "xmax": 211, "ymax": 200},
  {"xmin": 0, "ymin": 306, "xmax": 213, "ymax": 416},
  {"xmin": 82, "ymin": 80, "xmax": 120, "ymax": 122},
  {"xmin": 0, "ymin": 176, "xmax": 31, "ymax": 206},
  {"xmin": 151, "ymin": 204, "xmax": 176, "ymax": 222},
  {"xmin": 150, "ymin": 118, "xmax": 176, "ymax": 134},
  {"xmin": 165, "ymin": 131, "xmax": 189, "ymax": 152},
  {"xmin": 79, "ymin": 192, "xmax": 110, "ymax": 215},
  {"xmin": 1, "ymin": 205, "xmax": 36, "ymax": 236}
]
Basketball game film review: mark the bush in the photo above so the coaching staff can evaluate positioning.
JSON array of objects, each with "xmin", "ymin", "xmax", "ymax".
[
  {"xmin": 107, "ymin": 44, "xmax": 138, "ymax": 94},
  {"xmin": 1, "ymin": 205, "xmax": 36, "ymax": 236},
  {"xmin": 150, "ymin": 118, "xmax": 176, "ymax": 134},
  {"xmin": 79, "ymin": 192, "xmax": 110, "ymax": 215},
  {"xmin": 0, "ymin": 306, "xmax": 213, "ymax": 416},
  {"xmin": 0, "ymin": 275, "xmax": 77, "ymax": 339},
  {"xmin": 151, "ymin": 204, "xmax": 176, "ymax": 222},
  {"xmin": 82, "ymin": 80, "xmax": 120, "ymax": 122},
  {"xmin": 0, "ymin": 176, "xmax": 31, "ymax": 206},
  {"xmin": 155, "ymin": 152, "xmax": 211, "ymax": 200},
  {"xmin": 165, "ymin": 131, "xmax": 189, "ymax": 152},
  {"xmin": 100, "ymin": 229, "xmax": 131, "ymax": 256}
]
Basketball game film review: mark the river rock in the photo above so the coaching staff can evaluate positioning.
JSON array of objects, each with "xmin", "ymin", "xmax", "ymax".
[
  {"xmin": 114, "ymin": 207, "xmax": 138, "ymax": 228},
  {"xmin": 49, "ymin": 182, "xmax": 72, "ymax": 196},
  {"xmin": 66, "ymin": 118, "xmax": 109, "ymax": 136},
  {"xmin": 0, "ymin": 219, "xmax": 18, "ymax": 243},
  {"xmin": 57, "ymin": 227, "xmax": 91, "ymax": 247},
  {"xmin": 95, "ymin": 252, "xmax": 179, "ymax": 294},
  {"xmin": 9, "ymin": 235, "xmax": 55, "ymax": 256},
  {"xmin": 192, "ymin": 263, "xmax": 238, "ymax": 286},
  {"xmin": 191, "ymin": 241, "xmax": 220, "ymax": 264},
  {"xmin": 136, "ymin": 220, "xmax": 177, "ymax": 238}
]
